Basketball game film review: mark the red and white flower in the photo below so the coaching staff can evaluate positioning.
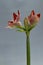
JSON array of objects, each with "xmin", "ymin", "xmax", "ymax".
[
  {"xmin": 28, "ymin": 10, "xmax": 40, "ymax": 25},
  {"xmin": 6, "ymin": 10, "xmax": 21, "ymax": 29}
]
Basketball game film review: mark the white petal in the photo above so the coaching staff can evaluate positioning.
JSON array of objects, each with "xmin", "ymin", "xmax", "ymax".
[
  {"xmin": 18, "ymin": 21, "xmax": 22, "ymax": 25},
  {"xmin": 5, "ymin": 26, "xmax": 13, "ymax": 29}
]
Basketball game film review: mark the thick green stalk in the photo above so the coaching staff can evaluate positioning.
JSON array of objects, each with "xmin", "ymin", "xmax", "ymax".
[{"xmin": 26, "ymin": 32, "xmax": 30, "ymax": 65}]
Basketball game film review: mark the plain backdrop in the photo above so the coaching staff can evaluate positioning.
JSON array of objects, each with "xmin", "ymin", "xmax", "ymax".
[{"xmin": 0, "ymin": 0, "xmax": 43, "ymax": 65}]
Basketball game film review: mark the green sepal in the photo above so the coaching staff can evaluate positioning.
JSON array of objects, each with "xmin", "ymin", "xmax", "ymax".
[
  {"xmin": 16, "ymin": 29, "xmax": 25, "ymax": 32},
  {"xmin": 16, "ymin": 26, "xmax": 26, "ymax": 31},
  {"xmin": 28, "ymin": 23, "xmax": 36, "ymax": 31}
]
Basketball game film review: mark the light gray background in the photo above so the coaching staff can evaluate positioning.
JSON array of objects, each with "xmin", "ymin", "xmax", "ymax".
[{"xmin": 0, "ymin": 0, "xmax": 43, "ymax": 65}]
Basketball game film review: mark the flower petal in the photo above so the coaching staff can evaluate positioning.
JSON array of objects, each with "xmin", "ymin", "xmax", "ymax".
[
  {"xmin": 31, "ymin": 10, "xmax": 35, "ymax": 15},
  {"xmin": 8, "ymin": 20, "xmax": 14, "ymax": 27},
  {"xmin": 18, "ymin": 10, "xmax": 20, "ymax": 15},
  {"xmin": 16, "ymin": 10, "xmax": 20, "ymax": 22},
  {"xmin": 13, "ymin": 13, "xmax": 17, "ymax": 21},
  {"xmin": 14, "ymin": 21, "xmax": 22, "ymax": 27},
  {"xmin": 37, "ymin": 13, "xmax": 40, "ymax": 18},
  {"xmin": 13, "ymin": 10, "xmax": 20, "ymax": 23}
]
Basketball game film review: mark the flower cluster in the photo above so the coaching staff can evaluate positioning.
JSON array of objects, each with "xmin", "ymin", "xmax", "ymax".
[
  {"xmin": 7, "ymin": 10, "xmax": 40, "ymax": 31},
  {"xmin": 7, "ymin": 10, "xmax": 21, "ymax": 29}
]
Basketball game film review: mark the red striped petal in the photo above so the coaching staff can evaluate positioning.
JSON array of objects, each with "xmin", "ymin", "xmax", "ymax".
[
  {"xmin": 8, "ymin": 21, "xmax": 14, "ymax": 26},
  {"xmin": 37, "ymin": 13, "xmax": 40, "ymax": 18},
  {"xmin": 18, "ymin": 10, "xmax": 20, "ymax": 15},
  {"xmin": 13, "ymin": 13, "xmax": 17, "ymax": 21},
  {"xmin": 31, "ymin": 10, "xmax": 35, "ymax": 15}
]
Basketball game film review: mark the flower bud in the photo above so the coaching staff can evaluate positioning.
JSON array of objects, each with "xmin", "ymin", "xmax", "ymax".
[{"xmin": 24, "ymin": 17, "xmax": 29, "ymax": 30}]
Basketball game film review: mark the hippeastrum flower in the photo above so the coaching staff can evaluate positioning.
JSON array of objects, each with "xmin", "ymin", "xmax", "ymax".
[
  {"xmin": 6, "ymin": 10, "xmax": 22, "ymax": 29},
  {"xmin": 28, "ymin": 10, "xmax": 40, "ymax": 25},
  {"xmin": 24, "ymin": 10, "xmax": 40, "ymax": 31}
]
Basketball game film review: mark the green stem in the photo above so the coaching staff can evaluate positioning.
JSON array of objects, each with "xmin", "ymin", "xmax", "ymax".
[{"xmin": 26, "ymin": 32, "xmax": 30, "ymax": 65}]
